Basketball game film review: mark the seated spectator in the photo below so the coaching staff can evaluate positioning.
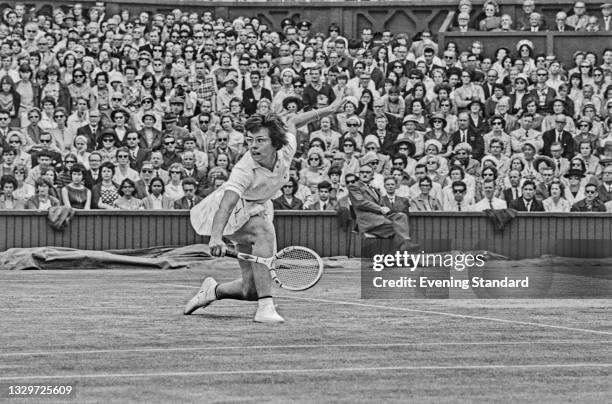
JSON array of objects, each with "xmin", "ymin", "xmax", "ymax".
[
  {"xmin": 306, "ymin": 181, "xmax": 338, "ymax": 211},
  {"xmin": 113, "ymin": 179, "xmax": 143, "ymax": 210},
  {"xmin": 142, "ymin": 177, "xmax": 174, "ymax": 209},
  {"xmin": 410, "ymin": 177, "xmax": 443, "ymax": 211},
  {"xmin": 508, "ymin": 180, "xmax": 544, "ymax": 211},
  {"xmin": 381, "ymin": 175, "xmax": 410, "ymax": 215},
  {"xmin": 454, "ymin": 12, "xmax": 472, "ymax": 32},
  {"xmin": 26, "ymin": 178, "xmax": 61, "ymax": 210},
  {"xmin": 165, "ymin": 163, "xmax": 185, "ymax": 202},
  {"xmin": 61, "ymin": 163, "xmax": 91, "ymax": 209},
  {"xmin": 567, "ymin": 1, "xmax": 590, "ymax": 31},
  {"xmin": 543, "ymin": 179, "xmax": 572, "ymax": 212},
  {"xmin": 470, "ymin": 179, "xmax": 507, "ymax": 210},
  {"xmin": 572, "ymin": 182, "xmax": 606, "ymax": 211},
  {"xmin": 173, "ymin": 178, "xmax": 203, "ymax": 210},
  {"xmin": 0, "ymin": 174, "xmax": 26, "ymax": 209},
  {"xmin": 12, "ymin": 165, "xmax": 34, "ymax": 200},
  {"xmin": 348, "ymin": 163, "xmax": 414, "ymax": 249},
  {"xmin": 479, "ymin": 1, "xmax": 502, "ymax": 31},
  {"xmin": 273, "ymin": 177, "xmax": 304, "ymax": 210},
  {"xmin": 93, "ymin": 162, "xmax": 119, "ymax": 210},
  {"xmin": 444, "ymin": 180, "xmax": 472, "ymax": 211}
]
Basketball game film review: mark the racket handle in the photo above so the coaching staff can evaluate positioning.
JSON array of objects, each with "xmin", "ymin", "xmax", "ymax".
[{"xmin": 224, "ymin": 248, "xmax": 239, "ymax": 259}]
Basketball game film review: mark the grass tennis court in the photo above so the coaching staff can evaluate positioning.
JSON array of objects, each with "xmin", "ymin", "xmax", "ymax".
[{"xmin": 1, "ymin": 258, "xmax": 611, "ymax": 403}]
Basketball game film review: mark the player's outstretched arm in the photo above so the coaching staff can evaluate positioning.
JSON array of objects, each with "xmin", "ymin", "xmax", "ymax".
[
  {"xmin": 209, "ymin": 189, "xmax": 241, "ymax": 256},
  {"xmin": 286, "ymin": 91, "xmax": 346, "ymax": 134}
]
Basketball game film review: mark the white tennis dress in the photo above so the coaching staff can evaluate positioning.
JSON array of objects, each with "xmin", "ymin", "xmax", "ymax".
[{"xmin": 191, "ymin": 133, "xmax": 296, "ymax": 236}]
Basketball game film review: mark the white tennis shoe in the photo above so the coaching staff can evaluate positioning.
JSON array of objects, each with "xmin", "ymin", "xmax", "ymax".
[
  {"xmin": 253, "ymin": 303, "xmax": 285, "ymax": 323},
  {"xmin": 183, "ymin": 277, "xmax": 218, "ymax": 315}
]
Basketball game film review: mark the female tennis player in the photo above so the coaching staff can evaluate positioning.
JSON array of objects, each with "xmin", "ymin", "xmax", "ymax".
[{"xmin": 185, "ymin": 93, "xmax": 345, "ymax": 323}]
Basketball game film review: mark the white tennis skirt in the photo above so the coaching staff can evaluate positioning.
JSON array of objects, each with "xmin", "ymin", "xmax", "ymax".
[{"xmin": 190, "ymin": 186, "xmax": 274, "ymax": 236}]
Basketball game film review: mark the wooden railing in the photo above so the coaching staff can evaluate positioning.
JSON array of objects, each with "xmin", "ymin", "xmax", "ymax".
[{"xmin": 1, "ymin": 210, "xmax": 611, "ymax": 258}]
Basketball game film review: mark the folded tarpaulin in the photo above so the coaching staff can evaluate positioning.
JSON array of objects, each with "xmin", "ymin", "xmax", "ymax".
[{"xmin": 0, "ymin": 245, "xmax": 213, "ymax": 270}]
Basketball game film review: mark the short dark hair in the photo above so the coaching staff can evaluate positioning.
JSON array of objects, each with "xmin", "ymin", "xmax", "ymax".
[
  {"xmin": 244, "ymin": 113, "xmax": 288, "ymax": 150},
  {"xmin": 522, "ymin": 180, "xmax": 536, "ymax": 190},
  {"xmin": 70, "ymin": 163, "xmax": 87, "ymax": 175},
  {"xmin": 118, "ymin": 178, "xmax": 137, "ymax": 196},
  {"xmin": 0, "ymin": 174, "xmax": 17, "ymax": 189},
  {"xmin": 149, "ymin": 177, "xmax": 165, "ymax": 194},
  {"xmin": 317, "ymin": 180, "xmax": 332, "ymax": 191},
  {"xmin": 181, "ymin": 177, "xmax": 197, "ymax": 189},
  {"xmin": 100, "ymin": 161, "xmax": 116, "ymax": 176}
]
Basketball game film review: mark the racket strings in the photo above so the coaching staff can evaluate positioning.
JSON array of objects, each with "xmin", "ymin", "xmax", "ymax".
[{"xmin": 273, "ymin": 248, "xmax": 322, "ymax": 290}]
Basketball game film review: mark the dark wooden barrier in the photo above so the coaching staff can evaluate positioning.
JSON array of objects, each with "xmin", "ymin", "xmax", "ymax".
[
  {"xmin": 438, "ymin": 30, "xmax": 612, "ymax": 67},
  {"xmin": 40, "ymin": 1, "xmax": 609, "ymax": 39},
  {"xmin": 1, "ymin": 210, "xmax": 611, "ymax": 258}
]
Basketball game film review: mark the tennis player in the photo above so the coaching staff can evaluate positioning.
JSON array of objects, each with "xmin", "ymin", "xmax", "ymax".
[{"xmin": 184, "ymin": 94, "xmax": 345, "ymax": 323}]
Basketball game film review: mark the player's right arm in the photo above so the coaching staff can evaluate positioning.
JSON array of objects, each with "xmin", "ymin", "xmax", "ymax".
[{"xmin": 209, "ymin": 189, "xmax": 240, "ymax": 257}]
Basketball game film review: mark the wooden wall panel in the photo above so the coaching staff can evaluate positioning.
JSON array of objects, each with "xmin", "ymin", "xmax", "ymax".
[{"xmin": 1, "ymin": 211, "xmax": 612, "ymax": 258}]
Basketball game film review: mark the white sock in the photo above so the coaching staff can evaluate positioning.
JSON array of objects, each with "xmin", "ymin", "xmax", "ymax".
[{"xmin": 258, "ymin": 297, "xmax": 274, "ymax": 310}]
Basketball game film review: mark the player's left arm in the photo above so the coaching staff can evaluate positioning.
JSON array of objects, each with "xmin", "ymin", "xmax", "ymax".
[{"xmin": 286, "ymin": 90, "xmax": 346, "ymax": 135}]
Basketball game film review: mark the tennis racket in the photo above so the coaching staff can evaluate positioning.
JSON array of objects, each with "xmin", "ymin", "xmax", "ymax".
[{"xmin": 224, "ymin": 246, "xmax": 324, "ymax": 291}]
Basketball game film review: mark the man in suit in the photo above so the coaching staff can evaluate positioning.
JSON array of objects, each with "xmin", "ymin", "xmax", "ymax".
[
  {"xmin": 84, "ymin": 151, "xmax": 103, "ymax": 190},
  {"xmin": 549, "ymin": 142, "xmax": 571, "ymax": 176},
  {"xmin": 502, "ymin": 170, "xmax": 523, "ymax": 203},
  {"xmin": 572, "ymin": 183, "xmax": 607, "ymax": 211},
  {"xmin": 529, "ymin": 69, "xmax": 557, "ymax": 114},
  {"xmin": 449, "ymin": 112, "xmax": 485, "ymax": 161},
  {"xmin": 241, "ymin": 70, "xmax": 272, "ymax": 116},
  {"xmin": 542, "ymin": 115, "xmax": 575, "ymax": 158},
  {"xmin": 451, "ymin": 12, "xmax": 471, "ymax": 32},
  {"xmin": 601, "ymin": 3, "xmax": 612, "ymax": 32},
  {"xmin": 76, "ymin": 109, "xmax": 104, "ymax": 151},
  {"xmin": 348, "ymin": 164, "xmax": 414, "ymax": 250},
  {"xmin": 443, "ymin": 180, "xmax": 471, "ymax": 211},
  {"xmin": 306, "ymin": 181, "xmax": 339, "ymax": 211},
  {"xmin": 481, "ymin": 69, "xmax": 499, "ymax": 101},
  {"xmin": 181, "ymin": 151, "xmax": 208, "ymax": 197},
  {"xmin": 597, "ymin": 165, "xmax": 612, "ymax": 202},
  {"xmin": 509, "ymin": 180, "xmax": 545, "ymax": 211},
  {"xmin": 149, "ymin": 151, "xmax": 169, "ymax": 184},
  {"xmin": 125, "ymin": 131, "xmax": 151, "ymax": 172},
  {"xmin": 173, "ymin": 178, "xmax": 203, "ymax": 209},
  {"xmin": 521, "ymin": 12, "xmax": 546, "ymax": 31},
  {"xmin": 381, "ymin": 176, "xmax": 410, "ymax": 215},
  {"xmin": 566, "ymin": 1, "xmax": 590, "ymax": 31},
  {"xmin": 551, "ymin": 11, "xmax": 576, "ymax": 31}
]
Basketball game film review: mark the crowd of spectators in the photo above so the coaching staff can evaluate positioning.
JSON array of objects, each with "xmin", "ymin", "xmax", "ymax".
[{"xmin": 0, "ymin": 1, "xmax": 611, "ymax": 216}]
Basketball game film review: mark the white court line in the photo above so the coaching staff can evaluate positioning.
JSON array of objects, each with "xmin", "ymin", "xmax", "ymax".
[
  {"xmin": 1, "ymin": 363, "xmax": 611, "ymax": 381},
  {"xmin": 165, "ymin": 283, "xmax": 612, "ymax": 336},
  {"xmin": 283, "ymin": 295, "xmax": 612, "ymax": 336},
  {"xmin": 2, "ymin": 340, "xmax": 611, "ymax": 358}
]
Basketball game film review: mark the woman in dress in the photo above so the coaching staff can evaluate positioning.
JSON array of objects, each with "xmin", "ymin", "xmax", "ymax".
[
  {"xmin": 543, "ymin": 180, "xmax": 572, "ymax": 212},
  {"xmin": 0, "ymin": 175, "xmax": 26, "ymax": 209},
  {"xmin": 61, "ymin": 163, "xmax": 91, "ymax": 209},
  {"xmin": 12, "ymin": 164, "xmax": 35, "ymax": 200},
  {"xmin": 185, "ymin": 94, "xmax": 345, "ymax": 323},
  {"xmin": 165, "ymin": 163, "xmax": 185, "ymax": 202},
  {"xmin": 113, "ymin": 178, "xmax": 143, "ymax": 210},
  {"xmin": 94, "ymin": 161, "xmax": 120, "ymax": 210}
]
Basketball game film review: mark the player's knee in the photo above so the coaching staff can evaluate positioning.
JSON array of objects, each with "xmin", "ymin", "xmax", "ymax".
[{"xmin": 242, "ymin": 284, "xmax": 258, "ymax": 301}]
